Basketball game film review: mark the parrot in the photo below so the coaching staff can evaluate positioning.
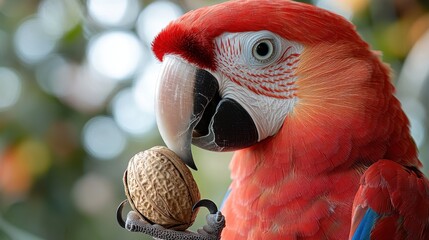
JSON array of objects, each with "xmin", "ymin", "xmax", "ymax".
[{"xmin": 121, "ymin": 0, "xmax": 429, "ymax": 239}]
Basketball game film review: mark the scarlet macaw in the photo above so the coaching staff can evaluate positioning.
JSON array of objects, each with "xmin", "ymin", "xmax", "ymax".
[{"xmin": 122, "ymin": 0, "xmax": 429, "ymax": 239}]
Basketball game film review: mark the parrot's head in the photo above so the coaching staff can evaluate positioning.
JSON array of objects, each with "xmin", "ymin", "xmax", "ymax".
[{"xmin": 153, "ymin": 0, "xmax": 400, "ymax": 170}]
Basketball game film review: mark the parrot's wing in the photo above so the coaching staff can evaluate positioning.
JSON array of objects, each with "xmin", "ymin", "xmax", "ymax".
[{"xmin": 350, "ymin": 160, "xmax": 429, "ymax": 240}]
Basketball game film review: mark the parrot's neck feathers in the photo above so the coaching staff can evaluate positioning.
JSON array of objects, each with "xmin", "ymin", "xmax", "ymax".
[{"xmin": 231, "ymin": 44, "xmax": 420, "ymax": 178}]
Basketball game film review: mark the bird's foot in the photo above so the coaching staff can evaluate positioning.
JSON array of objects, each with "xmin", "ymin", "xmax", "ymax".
[{"xmin": 117, "ymin": 199, "xmax": 225, "ymax": 240}]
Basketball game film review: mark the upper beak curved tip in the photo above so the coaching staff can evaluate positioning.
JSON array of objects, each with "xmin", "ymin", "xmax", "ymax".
[
  {"xmin": 183, "ymin": 155, "xmax": 198, "ymax": 171},
  {"xmin": 174, "ymin": 147, "xmax": 197, "ymax": 170}
]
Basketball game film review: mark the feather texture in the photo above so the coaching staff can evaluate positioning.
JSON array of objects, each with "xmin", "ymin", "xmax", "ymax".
[
  {"xmin": 350, "ymin": 160, "xmax": 429, "ymax": 240},
  {"xmin": 151, "ymin": 0, "xmax": 429, "ymax": 239},
  {"xmin": 351, "ymin": 208, "xmax": 379, "ymax": 240}
]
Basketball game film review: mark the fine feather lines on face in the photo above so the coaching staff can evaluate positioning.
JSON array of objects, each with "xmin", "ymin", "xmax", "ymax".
[{"xmin": 294, "ymin": 44, "xmax": 374, "ymax": 117}]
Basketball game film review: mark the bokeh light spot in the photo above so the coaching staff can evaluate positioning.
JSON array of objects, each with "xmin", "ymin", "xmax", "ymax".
[
  {"xmin": 72, "ymin": 173, "xmax": 114, "ymax": 215},
  {"xmin": 38, "ymin": 58, "xmax": 117, "ymax": 112},
  {"xmin": 82, "ymin": 116, "xmax": 127, "ymax": 160},
  {"xmin": 0, "ymin": 148, "xmax": 32, "ymax": 197},
  {"xmin": 316, "ymin": 0, "xmax": 353, "ymax": 20},
  {"xmin": 38, "ymin": 0, "xmax": 81, "ymax": 38},
  {"xmin": 54, "ymin": 62, "xmax": 117, "ymax": 113},
  {"xmin": 15, "ymin": 139, "xmax": 51, "ymax": 177},
  {"xmin": 0, "ymin": 67, "xmax": 22, "ymax": 111},
  {"xmin": 136, "ymin": 1, "xmax": 183, "ymax": 44},
  {"xmin": 87, "ymin": 0, "xmax": 140, "ymax": 28},
  {"xmin": 133, "ymin": 60, "xmax": 160, "ymax": 114},
  {"xmin": 35, "ymin": 55, "xmax": 68, "ymax": 97},
  {"xmin": 87, "ymin": 31, "xmax": 145, "ymax": 81},
  {"xmin": 112, "ymin": 88, "xmax": 156, "ymax": 136},
  {"xmin": 14, "ymin": 17, "xmax": 56, "ymax": 64}
]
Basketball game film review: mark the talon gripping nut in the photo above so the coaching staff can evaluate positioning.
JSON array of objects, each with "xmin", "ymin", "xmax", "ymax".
[{"xmin": 123, "ymin": 146, "xmax": 201, "ymax": 230}]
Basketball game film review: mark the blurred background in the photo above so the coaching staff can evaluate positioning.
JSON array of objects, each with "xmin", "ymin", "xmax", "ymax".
[{"xmin": 0, "ymin": 0, "xmax": 428, "ymax": 239}]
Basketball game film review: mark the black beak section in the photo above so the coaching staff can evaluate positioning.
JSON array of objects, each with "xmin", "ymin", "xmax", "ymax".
[
  {"xmin": 192, "ymin": 97, "xmax": 258, "ymax": 151},
  {"xmin": 155, "ymin": 56, "xmax": 258, "ymax": 170}
]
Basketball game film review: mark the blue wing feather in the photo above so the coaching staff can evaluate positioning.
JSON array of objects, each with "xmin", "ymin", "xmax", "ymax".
[{"xmin": 352, "ymin": 208, "xmax": 379, "ymax": 240}]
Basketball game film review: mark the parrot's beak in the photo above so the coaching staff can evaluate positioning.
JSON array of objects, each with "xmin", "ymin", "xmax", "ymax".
[
  {"xmin": 155, "ymin": 55, "xmax": 258, "ymax": 170},
  {"xmin": 155, "ymin": 55, "xmax": 218, "ymax": 170}
]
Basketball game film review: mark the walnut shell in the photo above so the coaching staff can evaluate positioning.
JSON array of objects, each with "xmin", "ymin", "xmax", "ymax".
[{"xmin": 123, "ymin": 146, "xmax": 200, "ymax": 231}]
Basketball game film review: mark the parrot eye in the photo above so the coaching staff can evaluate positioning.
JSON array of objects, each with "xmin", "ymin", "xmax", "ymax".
[{"xmin": 252, "ymin": 39, "xmax": 274, "ymax": 62}]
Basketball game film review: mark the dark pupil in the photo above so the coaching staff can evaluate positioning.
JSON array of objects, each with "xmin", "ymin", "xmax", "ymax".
[{"xmin": 256, "ymin": 42, "xmax": 270, "ymax": 56}]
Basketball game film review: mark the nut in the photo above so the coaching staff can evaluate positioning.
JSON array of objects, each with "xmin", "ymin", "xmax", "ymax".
[{"xmin": 123, "ymin": 146, "xmax": 200, "ymax": 230}]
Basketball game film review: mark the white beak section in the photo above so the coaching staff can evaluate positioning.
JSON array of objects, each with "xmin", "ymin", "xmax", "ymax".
[{"xmin": 155, "ymin": 55, "xmax": 198, "ymax": 170}]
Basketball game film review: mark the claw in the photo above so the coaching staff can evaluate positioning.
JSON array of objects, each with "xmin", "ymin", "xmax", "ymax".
[
  {"xmin": 193, "ymin": 199, "xmax": 225, "ymax": 239},
  {"xmin": 116, "ymin": 199, "xmax": 128, "ymax": 228},
  {"xmin": 216, "ymin": 212, "xmax": 223, "ymax": 222},
  {"xmin": 193, "ymin": 199, "xmax": 218, "ymax": 214},
  {"xmin": 117, "ymin": 199, "xmax": 225, "ymax": 240}
]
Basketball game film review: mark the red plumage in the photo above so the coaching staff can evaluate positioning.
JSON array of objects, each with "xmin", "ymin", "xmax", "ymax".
[
  {"xmin": 351, "ymin": 160, "xmax": 429, "ymax": 239},
  {"xmin": 152, "ymin": 0, "xmax": 429, "ymax": 239}
]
